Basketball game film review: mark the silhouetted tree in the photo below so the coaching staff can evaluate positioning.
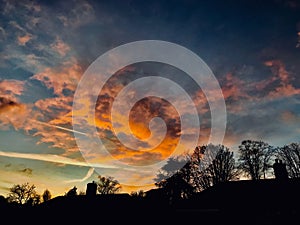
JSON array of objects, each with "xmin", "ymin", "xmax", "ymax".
[
  {"xmin": 7, "ymin": 182, "xmax": 40, "ymax": 206},
  {"xmin": 79, "ymin": 190, "xmax": 86, "ymax": 195},
  {"xmin": 208, "ymin": 145, "xmax": 239, "ymax": 184},
  {"xmin": 130, "ymin": 190, "xmax": 146, "ymax": 198},
  {"xmin": 155, "ymin": 154, "xmax": 190, "ymax": 184},
  {"xmin": 154, "ymin": 154, "xmax": 194, "ymax": 201},
  {"xmin": 155, "ymin": 144, "xmax": 238, "ymax": 194},
  {"xmin": 65, "ymin": 186, "xmax": 78, "ymax": 197},
  {"xmin": 0, "ymin": 195, "xmax": 7, "ymax": 206},
  {"xmin": 238, "ymin": 140, "xmax": 274, "ymax": 180},
  {"xmin": 276, "ymin": 143, "xmax": 300, "ymax": 178},
  {"xmin": 42, "ymin": 189, "xmax": 51, "ymax": 202},
  {"xmin": 97, "ymin": 176, "xmax": 121, "ymax": 194},
  {"xmin": 192, "ymin": 144, "xmax": 239, "ymax": 190},
  {"xmin": 156, "ymin": 171, "xmax": 195, "ymax": 203}
]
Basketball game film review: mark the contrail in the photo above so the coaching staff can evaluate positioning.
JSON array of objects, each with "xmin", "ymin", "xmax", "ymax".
[
  {"xmin": 0, "ymin": 151, "xmax": 117, "ymax": 169},
  {"xmin": 30, "ymin": 119, "xmax": 88, "ymax": 136},
  {"xmin": 64, "ymin": 167, "xmax": 95, "ymax": 183}
]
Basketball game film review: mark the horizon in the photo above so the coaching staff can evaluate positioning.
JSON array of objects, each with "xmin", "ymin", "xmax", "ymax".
[{"xmin": 0, "ymin": 0, "xmax": 300, "ymax": 198}]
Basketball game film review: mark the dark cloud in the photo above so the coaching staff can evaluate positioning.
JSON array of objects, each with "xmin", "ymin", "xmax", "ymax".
[
  {"xmin": 0, "ymin": 97, "xmax": 18, "ymax": 110},
  {"xmin": 19, "ymin": 167, "xmax": 32, "ymax": 175}
]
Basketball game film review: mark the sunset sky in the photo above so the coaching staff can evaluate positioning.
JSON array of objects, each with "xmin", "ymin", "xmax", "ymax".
[{"xmin": 0, "ymin": 0, "xmax": 300, "ymax": 197}]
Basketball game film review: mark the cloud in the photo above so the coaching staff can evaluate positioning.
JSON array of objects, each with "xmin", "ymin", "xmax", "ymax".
[
  {"xmin": 0, "ymin": 97, "xmax": 19, "ymax": 111},
  {"xmin": 264, "ymin": 60, "xmax": 300, "ymax": 99},
  {"xmin": 33, "ymin": 120, "xmax": 88, "ymax": 136},
  {"xmin": 0, "ymin": 27, "xmax": 6, "ymax": 40},
  {"xmin": 0, "ymin": 79, "xmax": 26, "ymax": 101},
  {"xmin": 219, "ymin": 60, "xmax": 300, "ymax": 115},
  {"xmin": 0, "ymin": 97, "xmax": 32, "ymax": 131},
  {"xmin": 221, "ymin": 73, "xmax": 251, "ymax": 101},
  {"xmin": 19, "ymin": 167, "xmax": 33, "ymax": 175},
  {"xmin": 0, "ymin": 151, "xmax": 118, "ymax": 169},
  {"xmin": 28, "ymin": 61, "xmax": 84, "ymax": 153},
  {"xmin": 57, "ymin": 0, "xmax": 95, "ymax": 28},
  {"xmin": 34, "ymin": 96, "xmax": 72, "ymax": 117},
  {"xmin": 17, "ymin": 33, "xmax": 33, "ymax": 46},
  {"xmin": 121, "ymin": 151, "xmax": 163, "ymax": 166},
  {"xmin": 64, "ymin": 167, "xmax": 95, "ymax": 183},
  {"xmin": 296, "ymin": 31, "xmax": 300, "ymax": 48},
  {"xmin": 30, "ymin": 60, "xmax": 82, "ymax": 96},
  {"xmin": 9, "ymin": 21, "xmax": 26, "ymax": 33},
  {"xmin": 50, "ymin": 37, "xmax": 70, "ymax": 56},
  {"xmin": 281, "ymin": 111, "xmax": 300, "ymax": 124}
]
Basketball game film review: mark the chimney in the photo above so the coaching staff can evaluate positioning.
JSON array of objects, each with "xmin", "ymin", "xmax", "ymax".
[{"xmin": 86, "ymin": 181, "xmax": 97, "ymax": 197}]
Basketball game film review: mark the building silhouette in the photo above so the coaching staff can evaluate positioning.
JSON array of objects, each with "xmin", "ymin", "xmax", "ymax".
[{"xmin": 86, "ymin": 181, "xmax": 97, "ymax": 196}]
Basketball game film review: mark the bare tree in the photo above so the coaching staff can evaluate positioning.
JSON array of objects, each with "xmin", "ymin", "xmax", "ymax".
[
  {"xmin": 97, "ymin": 176, "xmax": 121, "ymax": 194},
  {"xmin": 238, "ymin": 140, "xmax": 274, "ymax": 180},
  {"xmin": 276, "ymin": 143, "xmax": 300, "ymax": 178},
  {"xmin": 210, "ymin": 145, "xmax": 239, "ymax": 184},
  {"xmin": 155, "ymin": 144, "xmax": 238, "ymax": 193},
  {"xmin": 42, "ymin": 189, "xmax": 52, "ymax": 202},
  {"xmin": 193, "ymin": 144, "xmax": 239, "ymax": 190},
  {"xmin": 7, "ymin": 182, "xmax": 40, "ymax": 206}
]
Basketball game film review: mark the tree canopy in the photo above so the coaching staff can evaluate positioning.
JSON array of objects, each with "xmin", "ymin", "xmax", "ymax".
[
  {"xmin": 238, "ymin": 140, "xmax": 274, "ymax": 180},
  {"xmin": 7, "ymin": 182, "xmax": 40, "ymax": 206},
  {"xmin": 97, "ymin": 175, "xmax": 121, "ymax": 194}
]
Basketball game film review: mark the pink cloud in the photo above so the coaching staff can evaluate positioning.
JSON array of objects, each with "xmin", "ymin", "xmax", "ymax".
[
  {"xmin": 264, "ymin": 60, "xmax": 300, "ymax": 98},
  {"xmin": 221, "ymin": 73, "xmax": 251, "ymax": 101},
  {"xmin": 31, "ymin": 60, "xmax": 82, "ymax": 96},
  {"xmin": 281, "ymin": 111, "xmax": 299, "ymax": 124},
  {"xmin": 34, "ymin": 96, "xmax": 72, "ymax": 116},
  {"xmin": 220, "ymin": 60, "xmax": 300, "ymax": 108},
  {"xmin": 0, "ymin": 79, "xmax": 25, "ymax": 100},
  {"xmin": 50, "ymin": 37, "xmax": 70, "ymax": 56}
]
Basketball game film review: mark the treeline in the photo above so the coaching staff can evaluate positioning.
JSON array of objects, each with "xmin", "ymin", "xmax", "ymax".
[
  {"xmin": 0, "ymin": 175, "xmax": 122, "ymax": 207},
  {"xmin": 154, "ymin": 140, "xmax": 300, "ymax": 201},
  {"xmin": 1, "ymin": 139, "xmax": 299, "ymax": 207}
]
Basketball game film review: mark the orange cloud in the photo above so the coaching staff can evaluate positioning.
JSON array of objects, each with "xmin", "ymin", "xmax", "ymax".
[
  {"xmin": 17, "ymin": 33, "xmax": 32, "ymax": 46},
  {"xmin": 0, "ymin": 97, "xmax": 32, "ymax": 131},
  {"xmin": 0, "ymin": 80, "xmax": 30, "ymax": 130},
  {"xmin": 34, "ymin": 96, "xmax": 72, "ymax": 116},
  {"xmin": 1, "ymin": 62, "xmax": 83, "ymax": 155},
  {"xmin": 0, "ymin": 79, "xmax": 25, "ymax": 101},
  {"xmin": 31, "ymin": 60, "xmax": 82, "ymax": 96}
]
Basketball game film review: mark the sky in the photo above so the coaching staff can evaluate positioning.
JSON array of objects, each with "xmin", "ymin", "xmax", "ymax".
[{"xmin": 0, "ymin": 0, "xmax": 300, "ymax": 197}]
